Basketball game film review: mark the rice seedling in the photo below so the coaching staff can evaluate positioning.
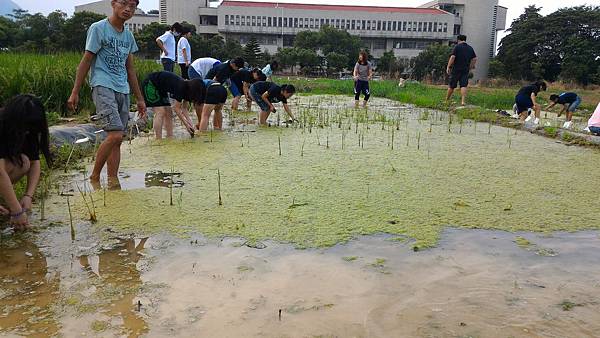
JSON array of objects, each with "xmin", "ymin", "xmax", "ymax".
[
  {"xmin": 76, "ymin": 183, "xmax": 96, "ymax": 223},
  {"xmin": 217, "ymin": 169, "xmax": 223, "ymax": 206}
]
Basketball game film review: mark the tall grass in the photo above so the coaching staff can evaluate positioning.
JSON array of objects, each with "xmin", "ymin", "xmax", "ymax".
[
  {"xmin": 288, "ymin": 78, "xmax": 517, "ymax": 111},
  {"xmin": 0, "ymin": 52, "xmax": 161, "ymax": 116}
]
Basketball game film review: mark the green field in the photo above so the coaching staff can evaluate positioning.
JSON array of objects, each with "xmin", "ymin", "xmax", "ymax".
[{"xmin": 1, "ymin": 53, "xmax": 597, "ymax": 121}]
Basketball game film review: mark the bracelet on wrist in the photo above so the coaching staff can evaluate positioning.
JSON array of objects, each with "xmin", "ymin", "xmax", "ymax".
[{"xmin": 10, "ymin": 209, "xmax": 25, "ymax": 218}]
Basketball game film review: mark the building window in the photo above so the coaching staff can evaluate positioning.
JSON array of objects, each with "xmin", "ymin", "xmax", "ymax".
[
  {"xmin": 433, "ymin": 22, "xmax": 438, "ymax": 32},
  {"xmin": 443, "ymin": 23, "xmax": 448, "ymax": 32},
  {"xmin": 351, "ymin": 20, "xmax": 355, "ymax": 30},
  {"xmin": 366, "ymin": 20, "xmax": 371, "ymax": 30},
  {"xmin": 417, "ymin": 22, "xmax": 421, "ymax": 32},
  {"xmin": 268, "ymin": 17, "xmax": 272, "ymax": 27},
  {"xmin": 294, "ymin": 18, "xmax": 298, "ymax": 28},
  {"xmin": 377, "ymin": 21, "xmax": 381, "ymax": 30},
  {"xmin": 237, "ymin": 15, "xmax": 241, "ymax": 25},
  {"xmin": 373, "ymin": 39, "xmax": 386, "ymax": 49},
  {"xmin": 413, "ymin": 22, "xmax": 417, "ymax": 31},
  {"xmin": 428, "ymin": 22, "xmax": 432, "ymax": 32},
  {"xmin": 402, "ymin": 22, "xmax": 406, "ymax": 31},
  {"xmin": 453, "ymin": 24, "xmax": 461, "ymax": 35},
  {"xmin": 262, "ymin": 16, "xmax": 266, "ymax": 27},
  {"xmin": 225, "ymin": 15, "xmax": 229, "ymax": 25}
]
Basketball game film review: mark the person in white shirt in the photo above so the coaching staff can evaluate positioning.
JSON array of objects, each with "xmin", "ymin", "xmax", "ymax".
[
  {"xmin": 155, "ymin": 22, "xmax": 183, "ymax": 72},
  {"xmin": 188, "ymin": 57, "xmax": 221, "ymax": 80},
  {"xmin": 177, "ymin": 28, "xmax": 192, "ymax": 79}
]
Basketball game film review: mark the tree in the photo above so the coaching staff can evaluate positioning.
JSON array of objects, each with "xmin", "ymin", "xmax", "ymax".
[
  {"xmin": 243, "ymin": 36, "xmax": 262, "ymax": 66},
  {"xmin": 378, "ymin": 50, "xmax": 398, "ymax": 77},
  {"xmin": 61, "ymin": 11, "xmax": 105, "ymax": 51},
  {"xmin": 294, "ymin": 30, "xmax": 320, "ymax": 50},
  {"xmin": 497, "ymin": 5, "xmax": 600, "ymax": 84},
  {"xmin": 412, "ymin": 43, "xmax": 452, "ymax": 82},
  {"xmin": 325, "ymin": 52, "xmax": 348, "ymax": 75},
  {"xmin": 295, "ymin": 48, "xmax": 319, "ymax": 74},
  {"xmin": 134, "ymin": 22, "xmax": 170, "ymax": 58},
  {"xmin": 487, "ymin": 58, "xmax": 505, "ymax": 78},
  {"xmin": 276, "ymin": 47, "xmax": 298, "ymax": 73},
  {"xmin": 221, "ymin": 38, "xmax": 244, "ymax": 60}
]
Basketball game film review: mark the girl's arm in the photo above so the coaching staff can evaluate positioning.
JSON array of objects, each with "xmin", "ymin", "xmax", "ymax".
[
  {"xmin": 173, "ymin": 100, "xmax": 195, "ymax": 135},
  {"xmin": 283, "ymin": 103, "xmax": 296, "ymax": 121},
  {"xmin": 21, "ymin": 160, "xmax": 40, "ymax": 212},
  {"xmin": 353, "ymin": 65, "xmax": 359, "ymax": 80},
  {"xmin": 531, "ymin": 93, "xmax": 538, "ymax": 106},
  {"xmin": 261, "ymin": 92, "xmax": 275, "ymax": 112},
  {"xmin": 0, "ymin": 160, "xmax": 27, "ymax": 228},
  {"xmin": 368, "ymin": 66, "xmax": 374, "ymax": 80}
]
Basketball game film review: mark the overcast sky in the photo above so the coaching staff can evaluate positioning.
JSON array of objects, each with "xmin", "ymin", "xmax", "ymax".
[{"xmin": 13, "ymin": 0, "xmax": 597, "ymax": 46}]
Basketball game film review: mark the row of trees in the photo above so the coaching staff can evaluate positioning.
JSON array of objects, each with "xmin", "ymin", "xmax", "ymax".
[{"xmin": 495, "ymin": 5, "xmax": 600, "ymax": 85}]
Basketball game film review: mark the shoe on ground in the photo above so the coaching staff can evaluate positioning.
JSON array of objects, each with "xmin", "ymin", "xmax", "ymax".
[
  {"xmin": 533, "ymin": 118, "xmax": 540, "ymax": 125},
  {"xmin": 562, "ymin": 121, "xmax": 573, "ymax": 129},
  {"xmin": 525, "ymin": 115, "xmax": 532, "ymax": 122}
]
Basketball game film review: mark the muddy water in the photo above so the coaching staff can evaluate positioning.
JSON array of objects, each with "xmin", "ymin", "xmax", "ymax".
[
  {"xmin": 3, "ymin": 95, "xmax": 600, "ymax": 337},
  {"xmin": 2, "ymin": 228, "xmax": 600, "ymax": 337}
]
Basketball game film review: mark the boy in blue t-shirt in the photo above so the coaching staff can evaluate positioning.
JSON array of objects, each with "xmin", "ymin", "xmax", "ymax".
[
  {"xmin": 546, "ymin": 92, "xmax": 582, "ymax": 129},
  {"xmin": 68, "ymin": 0, "xmax": 146, "ymax": 183}
]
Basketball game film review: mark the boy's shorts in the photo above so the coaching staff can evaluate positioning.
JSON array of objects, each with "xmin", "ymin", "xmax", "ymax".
[
  {"xmin": 205, "ymin": 83, "xmax": 227, "ymax": 105},
  {"xmin": 567, "ymin": 96, "xmax": 582, "ymax": 112},
  {"xmin": 515, "ymin": 94, "xmax": 533, "ymax": 114},
  {"xmin": 188, "ymin": 67, "xmax": 203, "ymax": 80},
  {"xmin": 142, "ymin": 79, "xmax": 171, "ymax": 108},
  {"xmin": 449, "ymin": 70, "xmax": 469, "ymax": 89},
  {"xmin": 229, "ymin": 80, "xmax": 243, "ymax": 97},
  {"xmin": 250, "ymin": 84, "xmax": 271, "ymax": 112},
  {"xmin": 92, "ymin": 86, "xmax": 130, "ymax": 133}
]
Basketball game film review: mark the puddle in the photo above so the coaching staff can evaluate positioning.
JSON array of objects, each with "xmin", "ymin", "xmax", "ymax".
[{"xmin": 1, "ymin": 229, "xmax": 600, "ymax": 337}]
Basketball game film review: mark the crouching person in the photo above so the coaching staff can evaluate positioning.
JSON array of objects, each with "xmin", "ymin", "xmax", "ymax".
[
  {"xmin": 197, "ymin": 80, "xmax": 228, "ymax": 131},
  {"xmin": 142, "ymin": 71, "xmax": 205, "ymax": 139},
  {"xmin": 0, "ymin": 95, "xmax": 52, "ymax": 230},
  {"xmin": 249, "ymin": 82, "xmax": 296, "ymax": 125}
]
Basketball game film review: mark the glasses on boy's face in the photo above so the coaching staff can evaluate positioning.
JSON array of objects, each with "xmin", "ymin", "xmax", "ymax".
[{"xmin": 116, "ymin": 0, "xmax": 138, "ymax": 10}]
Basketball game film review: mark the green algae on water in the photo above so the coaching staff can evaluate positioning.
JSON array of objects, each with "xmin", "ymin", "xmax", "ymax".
[{"xmin": 60, "ymin": 96, "xmax": 600, "ymax": 249}]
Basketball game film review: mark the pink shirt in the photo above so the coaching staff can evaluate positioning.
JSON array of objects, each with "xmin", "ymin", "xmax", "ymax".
[{"xmin": 589, "ymin": 102, "xmax": 600, "ymax": 127}]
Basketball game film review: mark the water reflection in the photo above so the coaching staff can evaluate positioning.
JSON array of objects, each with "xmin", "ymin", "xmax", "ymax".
[
  {"xmin": 0, "ymin": 235, "xmax": 60, "ymax": 337},
  {"xmin": 78, "ymin": 238, "xmax": 148, "ymax": 338}
]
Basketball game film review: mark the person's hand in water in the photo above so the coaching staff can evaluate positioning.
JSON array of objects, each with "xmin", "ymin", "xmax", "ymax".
[
  {"xmin": 20, "ymin": 195, "xmax": 33, "ymax": 212},
  {"xmin": 10, "ymin": 211, "xmax": 29, "ymax": 231}
]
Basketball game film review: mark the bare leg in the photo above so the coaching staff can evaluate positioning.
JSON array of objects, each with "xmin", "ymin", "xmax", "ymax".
[
  {"xmin": 91, "ymin": 131, "xmax": 124, "ymax": 181},
  {"xmin": 446, "ymin": 87, "xmax": 455, "ymax": 102},
  {"xmin": 199, "ymin": 104, "xmax": 216, "ymax": 131},
  {"xmin": 534, "ymin": 104, "xmax": 541, "ymax": 118},
  {"xmin": 106, "ymin": 139, "xmax": 123, "ymax": 178},
  {"xmin": 194, "ymin": 103, "xmax": 204, "ymax": 129},
  {"xmin": 259, "ymin": 111, "xmax": 270, "ymax": 125},
  {"xmin": 566, "ymin": 111, "xmax": 573, "ymax": 122},
  {"xmin": 460, "ymin": 87, "xmax": 468, "ymax": 106},
  {"xmin": 246, "ymin": 97, "xmax": 252, "ymax": 111},
  {"xmin": 231, "ymin": 96, "xmax": 241, "ymax": 112},
  {"xmin": 153, "ymin": 107, "xmax": 165, "ymax": 139},
  {"xmin": 164, "ymin": 107, "xmax": 174, "ymax": 138},
  {"xmin": 214, "ymin": 104, "xmax": 224, "ymax": 130}
]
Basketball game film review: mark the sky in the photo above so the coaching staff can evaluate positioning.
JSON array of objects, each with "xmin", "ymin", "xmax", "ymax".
[{"xmin": 12, "ymin": 0, "xmax": 598, "ymax": 45}]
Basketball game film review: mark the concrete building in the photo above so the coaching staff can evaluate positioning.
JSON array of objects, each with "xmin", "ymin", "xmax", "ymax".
[
  {"xmin": 420, "ymin": 0, "xmax": 507, "ymax": 80},
  {"xmin": 75, "ymin": 0, "xmax": 159, "ymax": 32},
  {"xmin": 77, "ymin": 0, "xmax": 506, "ymax": 79}
]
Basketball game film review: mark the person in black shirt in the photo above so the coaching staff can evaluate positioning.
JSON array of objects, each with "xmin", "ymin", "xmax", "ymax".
[
  {"xmin": 546, "ymin": 92, "xmax": 582, "ymax": 129},
  {"xmin": 197, "ymin": 79, "xmax": 228, "ymax": 131},
  {"xmin": 446, "ymin": 35, "xmax": 477, "ymax": 106},
  {"xmin": 515, "ymin": 81, "xmax": 547, "ymax": 124},
  {"xmin": 230, "ymin": 68, "xmax": 266, "ymax": 112},
  {"xmin": 204, "ymin": 57, "xmax": 245, "ymax": 83},
  {"xmin": 0, "ymin": 95, "xmax": 52, "ymax": 230},
  {"xmin": 249, "ymin": 82, "xmax": 297, "ymax": 125},
  {"xmin": 142, "ymin": 71, "xmax": 206, "ymax": 138}
]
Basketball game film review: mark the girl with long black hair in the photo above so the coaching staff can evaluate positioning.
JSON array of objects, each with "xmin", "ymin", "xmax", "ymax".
[{"xmin": 0, "ymin": 94, "xmax": 52, "ymax": 230}]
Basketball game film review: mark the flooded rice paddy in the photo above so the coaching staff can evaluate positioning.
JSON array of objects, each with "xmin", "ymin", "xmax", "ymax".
[{"xmin": 1, "ymin": 95, "xmax": 600, "ymax": 337}]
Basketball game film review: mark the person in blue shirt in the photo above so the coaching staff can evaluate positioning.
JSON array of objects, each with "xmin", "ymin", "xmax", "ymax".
[
  {"xmin": 546, "ymin": 92, "xmax": 582, "ymax": 129},
  {"xmin": 249, "ymin": 81, "xmax": 296, "ymax": 125},
  {"xmin": 68, "ymin": 0, "xmax": 146, "ymax": 183},
  {"xmin": 514, "ymin": 81, "xmax": 547, "ymax": 125},
  {"xmin": 262, "ymin": 60, "xmax": 279, "ymax": 82}
]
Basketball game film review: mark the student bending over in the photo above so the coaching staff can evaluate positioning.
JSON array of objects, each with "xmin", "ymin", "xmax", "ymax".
[
  {"xmin": 249, "ymin": 81, "xmax": 296, "ymax": 125},
  {"xmin": 142, "ymin": 71, "xmax": 205, "ymax": 138},
  {"xmin": 197, "ymin": 80, "xmax": 228, "ymax": 131}
]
